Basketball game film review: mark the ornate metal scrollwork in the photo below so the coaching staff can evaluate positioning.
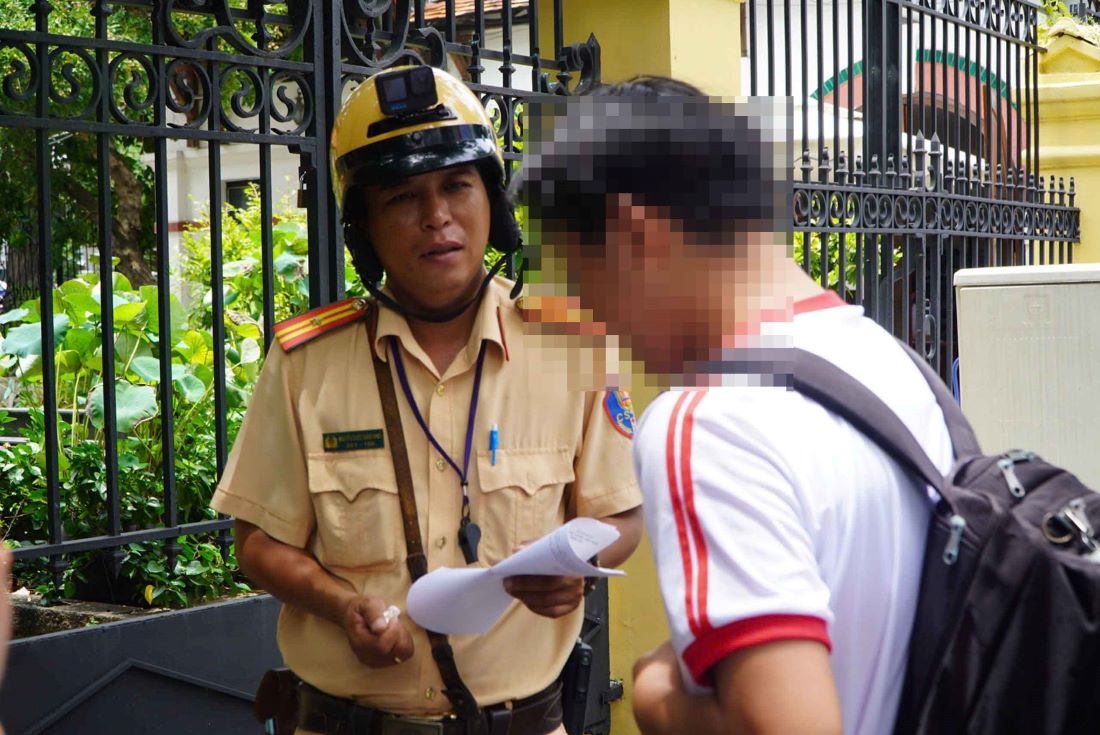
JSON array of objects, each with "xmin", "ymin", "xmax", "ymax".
[
  {"xmin": 163, "ymin": 0, "xmax": 313, "ymax": 60},
  {"xmin": 341, "ymin": 0, "xmax": 414, "ymax": 70},
  {"xmin": 270, "ymin": 71, "xmax": 313, "ymax": 135},
  {"xmin": 48, "ymin": 47, "xmax": 98, "ymax": 118},
  {"xmin": 108, "ymin": 52, "xmax": 158, "ymax": 125},
  {"xmin": 220, "ymin": 64, "xmax": 267, "ymax": 133},
  {"xmin": 165, "ymin": 59, "xmax": 211, "ymax": 128},
  {"xmin": 539, "ymin": 33, "xmax": 601, "ymax": 96},
  {"xmin": 0, "ymin": 42, "xmax": 38, "ymax": 114}
]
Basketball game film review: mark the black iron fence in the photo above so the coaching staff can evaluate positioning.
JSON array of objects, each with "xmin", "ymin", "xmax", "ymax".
[
  {"xmin": 744, "ymin": 0, "xmax": 1081, "ymax": 377},
  {"xmin": 1, "ymin": 0, "xmax": 1085, "ymax": 682},
  {"xmin": 0, "ymin": 0, "xmax": 596, "ymax": 589}
]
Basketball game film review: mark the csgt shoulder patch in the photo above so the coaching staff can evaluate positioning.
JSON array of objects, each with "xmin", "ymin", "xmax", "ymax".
[
  {"xmin": 604, "ymin": 390, "xmax": 636, "ymax": 439},
  {"xmin": 273, "ymin": 297, "xmax": 371, "ymax": 352}
]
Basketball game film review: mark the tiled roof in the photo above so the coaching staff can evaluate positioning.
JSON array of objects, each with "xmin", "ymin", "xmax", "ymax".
[{"xmin": 423, "ymin": 0, "xmax": 530, "ymax": 21}]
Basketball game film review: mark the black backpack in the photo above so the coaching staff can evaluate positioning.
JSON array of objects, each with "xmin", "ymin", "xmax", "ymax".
[{"xmin": 790, "ymin": 345, "xmax": 1100, "ymax": 735}]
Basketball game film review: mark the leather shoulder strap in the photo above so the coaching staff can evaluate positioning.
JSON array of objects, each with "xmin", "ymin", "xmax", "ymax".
[
  {"xmin": 367, "ymin": 319, "xmax": 484, "ymax": 729},
  {"xmin": 370, "ymin": 329, "xmax": 429, "ymax": 582}
]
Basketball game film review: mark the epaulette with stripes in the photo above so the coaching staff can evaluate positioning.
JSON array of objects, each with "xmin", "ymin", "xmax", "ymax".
[{"xmin": 273, "ymin": 297, "xmax": 371, "ymax": 352}]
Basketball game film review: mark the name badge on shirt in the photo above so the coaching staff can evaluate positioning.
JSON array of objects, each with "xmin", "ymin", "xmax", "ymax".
[{"xmin": 322, "ymin": 429, "xmax": 384, "ymax": 452}]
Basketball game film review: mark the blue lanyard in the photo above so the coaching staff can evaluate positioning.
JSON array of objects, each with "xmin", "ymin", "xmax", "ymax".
[{"xmin": 388, "ymin": 335, "xmax": 487, "ymax": 512}]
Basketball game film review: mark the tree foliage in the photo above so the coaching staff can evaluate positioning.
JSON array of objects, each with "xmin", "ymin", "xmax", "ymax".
[{"xmin": 0, "ymin": 3, "xmax": 235, "ymax": 307}]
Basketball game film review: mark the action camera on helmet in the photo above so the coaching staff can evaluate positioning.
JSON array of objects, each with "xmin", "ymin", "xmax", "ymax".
[{"xmin": 376, "ymin": 66, "xmax": 439, "ymax": 117}]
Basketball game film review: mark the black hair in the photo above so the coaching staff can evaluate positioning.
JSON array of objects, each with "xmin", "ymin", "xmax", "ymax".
[
  {"xmin": 587, "ymin": 75, "xmax": 707, "ymax": 98},
  {"xmin": 520, "ymin": 78, "xmax": 791, "ymax": 250}
]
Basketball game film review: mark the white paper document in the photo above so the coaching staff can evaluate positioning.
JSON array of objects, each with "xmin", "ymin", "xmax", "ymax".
[{"xmin": 406, "ymin": 517, "xmax": 625, "ymax": 636}]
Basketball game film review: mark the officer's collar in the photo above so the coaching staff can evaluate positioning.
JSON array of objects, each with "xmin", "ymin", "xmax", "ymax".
[{"xmin": 373, "ymin": 277, "xmax": 512, "ymax": 377}]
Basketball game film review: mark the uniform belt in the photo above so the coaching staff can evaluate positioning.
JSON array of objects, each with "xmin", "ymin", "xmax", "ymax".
[{"xmin": 297, "ymin": 679, "xmax": 563, "ymax": 735}]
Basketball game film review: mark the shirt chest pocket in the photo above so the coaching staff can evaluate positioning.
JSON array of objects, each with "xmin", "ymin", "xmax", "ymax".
[
  {"xmin": 475, "ymin": 447, "xmax": 575, "ymax": 565},
  {"xmin": 307, "ymin": 451, "xmax": 401, "ymax": 570}
]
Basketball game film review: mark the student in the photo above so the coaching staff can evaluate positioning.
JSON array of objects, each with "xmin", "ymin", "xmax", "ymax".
[{"xmin": 521, "ymin": 79, "xmax": 952, "ymax": 735}]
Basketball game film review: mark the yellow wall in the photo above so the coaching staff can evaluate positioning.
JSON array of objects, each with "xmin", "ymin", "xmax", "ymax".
[
  {"xmin": 668, "ymin": 0, "xmax": 743, "ymax": 97},
  {"xmin": 543, "ymin": 0, "xmax": 742, "ymax": 97},
  {"xmin": 604, "ymin": 382, "xmax": 667, "ymax": 735},
  {"xmin": 1038, "ymin": 34, "xmax": 1100, "ymax": 263},
  {"xmin": 540, "ymin": 3, "xmax": 745, "ymax": 732}
]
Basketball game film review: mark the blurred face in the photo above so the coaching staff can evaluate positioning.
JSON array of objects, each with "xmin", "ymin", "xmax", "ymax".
[
  {"xmin": 566, "ymin": 196, "xmax": 708, "ymax": 375},
  {"xmin": 564, "ymin": 195, "xmax": 759, "ymax": 378},
  {"xmin": 363, "ymin": 164, "xmax": 491, "ymax": 315}
]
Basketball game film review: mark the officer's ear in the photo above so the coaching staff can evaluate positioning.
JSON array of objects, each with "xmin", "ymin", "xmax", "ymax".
[
  {"xmin": 488, "ymin": 188, "xmax": 521, "ymax": 256},
  {"xmin": 477, "ymin": 161, "xmax": 521, "ymax": 256},
  {"xmin": 342, "ymin": 185, "xmax": 384, "ymax": 287},
  {"xmin": 344, "ymin": 220, "xmax": 384, "ymax": 287}
]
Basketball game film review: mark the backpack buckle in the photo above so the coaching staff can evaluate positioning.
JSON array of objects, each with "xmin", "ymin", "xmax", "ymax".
[{"xmin": 1042, "ymin": 499, "xmax": 1099, "ymax": 554}]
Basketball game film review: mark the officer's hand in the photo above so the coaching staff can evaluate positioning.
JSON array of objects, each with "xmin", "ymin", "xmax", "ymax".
[
  {"xmin": 503, "ymin": 575, "xmax": 585, "ymax": 618},
  {"xmin": 342, "ymin": 596, "xmax": 415, "ymax": 668}
]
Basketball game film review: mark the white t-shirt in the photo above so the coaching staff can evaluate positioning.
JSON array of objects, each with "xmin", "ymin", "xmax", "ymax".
[{"xmin": 633, "ymin": 292, "xmax": 954, "ymax": 735}]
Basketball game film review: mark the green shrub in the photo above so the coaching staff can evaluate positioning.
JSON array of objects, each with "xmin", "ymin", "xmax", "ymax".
[
  {"xmin": 794, "ymin": 231, "xmax": 904, "ymax": 300},
  {"xmin": 0, "ymin": 191, "xmax": 346, "ymax": 609},
  {"xmin": 0, "ymin": 268, "xmax": 255, "ymax": 606},
  {"xmin": 179, "ymin": 185, "xmax": 365, "ymax": 328}
]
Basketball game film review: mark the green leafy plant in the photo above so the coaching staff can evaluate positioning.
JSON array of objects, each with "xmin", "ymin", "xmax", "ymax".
[
  {"xmin": 179, "ymin": 185, "xmax": 365, "ymax": 330},
  {"xmin": 0, "ymin": 267, "xmax": 257, "ymax": 606},
  {"xmin": 0, "ymin": 192, "xmax": 346, "ymax": 609},
  {"xmin": 794, "ymin": 231, "xmax": 905, "ymax": 299}
]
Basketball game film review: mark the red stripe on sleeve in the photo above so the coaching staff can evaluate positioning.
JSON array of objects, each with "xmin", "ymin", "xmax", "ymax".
[
  {"xmin": 793, "ymin": 291, "xmax": 846, "ymax": 314},
  {"xmin": 682, "ymin": 614, "xmax": 833, "ymax": 687},
  {"xmin": 679, "ymin": 390, "xmax": 711, "ymax": 633},
  {"xmin": 665, "ymin": 391, "xmax": 702, "ymax": 637}
]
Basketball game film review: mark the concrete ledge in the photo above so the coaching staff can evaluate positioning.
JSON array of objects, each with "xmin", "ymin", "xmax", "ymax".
[{"xmin": 12, "ymin": 597, "xmax": 159, "ymax": 638}]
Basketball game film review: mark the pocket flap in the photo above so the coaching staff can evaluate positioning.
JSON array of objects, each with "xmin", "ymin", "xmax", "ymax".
[
  {"xmin": 477, "ymin": 446, "xmax": 575, "ymax": 496},
  {"xmin": 307, "ymin": 450, "xmax": 398, "ymax": 502}
]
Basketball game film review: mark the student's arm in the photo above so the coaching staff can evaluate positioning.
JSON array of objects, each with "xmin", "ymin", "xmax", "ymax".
[
  {"xmin": 632, "ymin": 640, "xmax": 841, "ymax": 735},
  {"xmin": 712, "ymin": 638, "xmax": 840, "ymax": 735},
  {"xmin": 632, "ymin": 391, "xmax": 840, "ymax": 734}
]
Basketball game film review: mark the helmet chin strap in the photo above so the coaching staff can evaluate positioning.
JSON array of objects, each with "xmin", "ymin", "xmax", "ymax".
[{"xmin": 366, "ymin": 251, "xmax": 518, "ymax": 324}]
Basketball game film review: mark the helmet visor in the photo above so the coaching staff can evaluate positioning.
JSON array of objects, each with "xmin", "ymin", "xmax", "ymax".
[{"xmin": 337, "ymin": 124, "xmax": 499, "ymax": 196}]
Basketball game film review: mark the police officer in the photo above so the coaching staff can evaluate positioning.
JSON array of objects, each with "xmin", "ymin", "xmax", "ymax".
[{"xmin": 211, "ymin": 66, "xmax": 644, "ymax": 735}]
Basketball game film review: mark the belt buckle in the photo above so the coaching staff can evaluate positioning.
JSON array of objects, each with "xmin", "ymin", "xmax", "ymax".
[{"xmin": 379, "ymin": 714, "xmax": 446, "ymax": 735}]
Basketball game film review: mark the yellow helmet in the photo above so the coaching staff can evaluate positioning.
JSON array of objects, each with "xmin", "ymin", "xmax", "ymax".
[
  {"xmin": 329, "ymin": 64, "xmax": 522, "ymax": 319},
  {"xmin": 330, "ymin": 64, "xmax": 505, "ymax": 216}
]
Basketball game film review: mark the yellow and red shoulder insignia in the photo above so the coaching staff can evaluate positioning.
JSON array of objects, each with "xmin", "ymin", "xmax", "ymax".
[
  {"xmin": 274, "ymin": 297, "xmax": 371, "ymax": 352},
  {"xmin": 516, "ymin": 295, "xmax": 607, "ymax": 336}
]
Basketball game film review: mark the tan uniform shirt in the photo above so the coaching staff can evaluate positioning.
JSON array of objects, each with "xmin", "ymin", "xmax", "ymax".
[{"xmin": 211, "ymin": 277, "xmax": 641, "ymax": 715}]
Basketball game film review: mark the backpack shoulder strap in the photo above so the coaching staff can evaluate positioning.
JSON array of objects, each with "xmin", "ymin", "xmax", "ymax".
[
  {"xmin": 894, "ymin": 341, "xmax": 982, "ymax": 458},
  {"xmin": 791, "ymin": 348, "xmax": 953, "ymax": 507}
]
